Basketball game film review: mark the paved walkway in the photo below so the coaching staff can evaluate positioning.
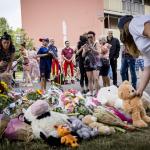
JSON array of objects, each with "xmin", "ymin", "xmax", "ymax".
[{"xmin": 15, "ymin": 71, "xmax": 150, "ymax": 94}]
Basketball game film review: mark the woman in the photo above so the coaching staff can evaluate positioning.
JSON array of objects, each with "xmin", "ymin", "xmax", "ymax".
[
  {"xmin": 118, "ymin": 15, "xmax": 150, "ymax": 96},
  {"xmin": 82, "ymin": 31, "xmax": 101, "ymax": 96},
  {"xmin": 99, "ymin": 36, "xmax": 111, "ymax": 87},
  {"xmin": 20, "ymin": 42, "xmax": 32, "ymax": 86},
  {"xmin": 76, "ymin": 34, "xmax": 88, "ymax": 94},
  {"xmin": 28, "ymin": 47, "xmax": 40, "ymax": 82},
  {"xmin": 0, "ymin": 32, "xmax": 15, "ymax": 74}
]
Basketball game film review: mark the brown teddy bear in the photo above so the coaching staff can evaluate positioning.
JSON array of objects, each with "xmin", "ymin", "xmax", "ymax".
[
  {"xmin": 82, "ymin": 115, "xmax": 115, "ymax": 135},
  {"xmin": 118, "ymin": 81, "xmax": 150, "ymax": 128}
]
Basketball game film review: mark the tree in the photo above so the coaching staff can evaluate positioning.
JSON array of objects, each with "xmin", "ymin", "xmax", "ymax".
[{"xmin": 0, "ymin": 17, "xmax": 34, "ymax": 70}]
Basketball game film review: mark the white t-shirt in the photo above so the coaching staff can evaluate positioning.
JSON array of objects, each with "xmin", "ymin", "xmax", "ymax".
[{"xmin": 129, "ymin": 15, "xmax": 150, "ymax": 67}]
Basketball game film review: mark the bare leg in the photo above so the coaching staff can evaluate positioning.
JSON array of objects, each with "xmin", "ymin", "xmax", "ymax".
[
  {"xmin": 93, "ymin": 70, "xmax": 100, "ymax": 93},
  {"xmin": 86, "ymin": 71, "xmax": 93, "ymax": 95}
]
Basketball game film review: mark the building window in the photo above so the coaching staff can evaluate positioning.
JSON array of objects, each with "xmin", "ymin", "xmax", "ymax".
[
  {"xmin": 104, "ymin": 14, "xmax": 120, "ymax": 29},
  {"xmin": 144, "ymin": 0, "xmax": 150, "ymax": 5},
  {"xmin": 133, "ymin": 0, "xmax": 143, "ymax": 4}
]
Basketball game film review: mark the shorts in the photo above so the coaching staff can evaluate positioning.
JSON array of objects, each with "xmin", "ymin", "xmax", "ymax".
[
  {"xmin": 99, "ymin": 65, "xmax": 110, "ymax": 76},
  {"xmin": 135, "ymin": 59, "xmax": 144, "ymax": 71},
  {"xmin": 40, "ymin": 66, "xmax": 51, "ymax": 79}
]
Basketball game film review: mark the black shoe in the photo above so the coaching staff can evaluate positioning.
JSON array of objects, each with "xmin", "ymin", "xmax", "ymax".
[{"xmin": 85, "ymin": 89, "xmax": 89, "ymax": 94}]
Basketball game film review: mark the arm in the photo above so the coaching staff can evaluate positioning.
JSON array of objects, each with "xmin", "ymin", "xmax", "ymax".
[
  {"xmin": 143, "ymin": 22, "xmax": 150, "ymax": 38},
  {"xmin": 6, "ymin": 53, "xmax": 15, "ymax": 72},
  {"xmin": 37, "ymin": 53, "xmax": 48, "ymax": 57},
  {"xmin": 62, "ymin": 54, "xmax": 69, "ymax": 61},
  {"xmin": 137, "ymin": 66, "xmax": 150, "ymax": 96},
  {"xmin": 115, "ymin": 39, "xmax": 120, "ymax": 59}
]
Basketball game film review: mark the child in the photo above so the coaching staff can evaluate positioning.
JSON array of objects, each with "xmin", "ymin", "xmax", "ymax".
[
  {"xmin": 118, "ymin": 15, "xmax": 150, "ymax": 96},
  {"xmin": 37, "ymin": 38, "xmax": 54, "ymax": 90}
]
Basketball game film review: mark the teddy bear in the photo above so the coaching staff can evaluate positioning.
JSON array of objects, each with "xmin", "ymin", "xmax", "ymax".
[
  {"xmin": 97, "ymin": 85, "xmax": 150, "ymax": 111},
  {"xmin": 23, "ymin": 100, "xmax": 69, "ymax": 139},
  {"xmin": 118, "ymin": 81, "xmax": 150, "ymax": 128},
  {"xmin": 68, "ymin": 116, "xmax": 98, "ymax": 140},
  {"xmin": 97, "ymin": 85, "xmax": 123, "ymax": 109},
  {"xmin": 82, "ymin": 115, "xmax": 115, "ymax": 135},
  {"xmin": 54, "ymin": 125, "xmax": 79, "ymax": 148}
]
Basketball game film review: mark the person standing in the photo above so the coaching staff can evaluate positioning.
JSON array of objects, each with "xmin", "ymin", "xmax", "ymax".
[
  {"xmin": 120, "ymin": 45, "xmax": 137, "ymax": 89},
  {"xmin": 99, "ymin": 36, "xmax": 111, "ymax": 87},
  {"xmin": 61, "ymin": 41, "xmax": 74, "ymax": 84},
  {"xmin": 76, "ymin": 34, "xmax": 88, "ymax": 93},
  {"xmin": 82, "ymin": 31, "xmax": 101, "ymax": 96},
  {"xmin": 28, "ymin": 47, "xmax": 40, "ymax": 82},
  {"xmin": 48, "ymin": 39, "xmax": 59, "ymax": 77},
  {"xmin": 107, "ymin": 30, "xmax": 120, "ymax": 86},
  {"xmin": 37, "ymin": 38, "xmax": 54, "ymax": 90},
  {"xmin": 20, "ymin": 42, "xmax": 32, "ymax": 86}
]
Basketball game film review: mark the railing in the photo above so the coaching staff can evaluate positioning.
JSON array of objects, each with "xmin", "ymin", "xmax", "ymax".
[{"xmin": 122, "ymin": 0, "xmax": 144, "ymax": 15}]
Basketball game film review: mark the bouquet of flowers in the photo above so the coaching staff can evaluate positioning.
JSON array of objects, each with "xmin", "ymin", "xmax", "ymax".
[
  {"xmin": 0, "ymin": 81, "xmax": 9, "ymax": 94},
  {"xmin": 26, "ymin": 89, "xmax": 42, "ymax": 100}
]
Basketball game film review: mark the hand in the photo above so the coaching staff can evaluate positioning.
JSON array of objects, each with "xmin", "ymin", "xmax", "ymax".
[{"xmin": 136, "ymin": 89, "xmax": 143, "ymax": 97}]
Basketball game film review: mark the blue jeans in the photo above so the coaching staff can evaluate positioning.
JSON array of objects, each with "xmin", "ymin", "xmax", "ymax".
[{"xmin": 120, "ymin": 57, "xmax": 137, "ymax": 89}]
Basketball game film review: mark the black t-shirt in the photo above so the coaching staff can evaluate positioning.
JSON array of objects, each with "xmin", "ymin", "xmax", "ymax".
[{"xmin": 0, "ymin": 45, "xmax": 15, "ymax": 62}]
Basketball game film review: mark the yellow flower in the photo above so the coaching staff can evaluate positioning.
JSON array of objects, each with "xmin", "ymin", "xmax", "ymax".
[{"xmin": 36, "ymin": 89, "xmax": 42, "ymax": 95}]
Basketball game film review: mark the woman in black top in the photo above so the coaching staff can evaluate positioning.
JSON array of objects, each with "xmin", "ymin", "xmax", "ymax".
[
  {"xmin": 76, "ymin": 35, "xmax": 88, "ymax": 94},
  {"xmin": 0, "ymin": 32, "xmax": 15, "ymax": 73}
]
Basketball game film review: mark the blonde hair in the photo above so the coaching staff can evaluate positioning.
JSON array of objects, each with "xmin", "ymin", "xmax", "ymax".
[{"xmin": 99, "ymin": 36, "xmax": 107, "ymax": 44}]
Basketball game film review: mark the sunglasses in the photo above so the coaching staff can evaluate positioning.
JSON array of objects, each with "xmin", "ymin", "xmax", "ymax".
[{"xmin": 88, "ymin": 36, "xmax": 93, "ymax": 39}]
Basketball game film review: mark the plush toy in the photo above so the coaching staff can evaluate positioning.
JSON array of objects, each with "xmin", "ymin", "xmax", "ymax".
[
  {"xmin": 82, "ymin": 115, "xmax": 115, "ymax": 135},
  {"xmin": 97, "ymin": 85, "xmax": 123, "ymax": 109},
  {"xmin": 118, "ymin": 81, "xmax": 150, "ymax": 128},
  {"xmin": 68, "ymin": 117, "xmax": 98, "ymax": 140},
  {"xmin": 54, "ymin": 125, "xmax": 79, "ymax": 148},
  {"xmin": 23, "ymin": 100, "xmax": 69, "ymax": 139},
  {"xmin": 97, "ymin": 85, "xmax": 150, "ymax": 111}
]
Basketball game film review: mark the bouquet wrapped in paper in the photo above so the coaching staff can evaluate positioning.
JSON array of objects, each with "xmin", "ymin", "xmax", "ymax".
[{"xmin": 93, "ymin": 106, "xmax": 134, "ymax": 130}]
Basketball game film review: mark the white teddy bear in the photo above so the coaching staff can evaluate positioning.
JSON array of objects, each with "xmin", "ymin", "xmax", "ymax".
[{"xmin": 97, "ymin": 85, "xmax": 150, "ymax": 110}]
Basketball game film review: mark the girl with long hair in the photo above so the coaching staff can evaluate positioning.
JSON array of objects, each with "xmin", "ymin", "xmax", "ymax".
[{"xmin": 118, "ymin": 15, "xmax": 150, "ymax": 96}]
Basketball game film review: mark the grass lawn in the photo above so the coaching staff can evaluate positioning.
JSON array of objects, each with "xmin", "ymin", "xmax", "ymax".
[
  {"xmin": 1, "ymin": 72, "xmax": 150, "ymax": 150},
  {"xmin": 1, "ymin": 126, "xmax": 150, "ymax": 150}
]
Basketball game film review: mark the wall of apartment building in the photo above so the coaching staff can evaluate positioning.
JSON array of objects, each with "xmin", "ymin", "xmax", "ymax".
[{"xmin": 21, "ymin": 0, "xmax": 104, "ymax": 50}]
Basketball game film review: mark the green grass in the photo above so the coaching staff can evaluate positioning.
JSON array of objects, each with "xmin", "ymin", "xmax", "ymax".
[{"xmin": 1, "ymin": 127, "xmax": 150, "ymax": 150}]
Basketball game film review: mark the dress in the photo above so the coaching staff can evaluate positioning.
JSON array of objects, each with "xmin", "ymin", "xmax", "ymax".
[{"xmin": 28, "ymin": 50, "xmax": 40, "ymax": 79}]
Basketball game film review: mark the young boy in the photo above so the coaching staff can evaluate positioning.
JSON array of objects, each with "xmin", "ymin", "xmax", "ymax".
[{"xmin": 37, "ymin": 38, "xmax": 54, "ymax": 90}]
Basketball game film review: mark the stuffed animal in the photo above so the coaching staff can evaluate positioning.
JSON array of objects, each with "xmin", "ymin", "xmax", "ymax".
[
  {"xmin": 54, "ymin": 125, "xmax": 79, "ymax": 148},
  {"xmin": 23, "ymin": 100, "xmax": 69, "ymax": 139},
  {"xmin": 68, "ymin": 117, "xmax": 98, "ymax": 140},
  {"xmin": 97, "ymin": 85, "xmax": 150, "ymax": 111},
  {"xmin": 97, "ymin": 85, "xmax": 123, "ymax": 109},
  {"xmin": 118, "ymin": 81, "xmax": 150, "ymax": 128},
  {"xmin": 82, "ymin": 115, "xmax": 115, "ymax": 135}
]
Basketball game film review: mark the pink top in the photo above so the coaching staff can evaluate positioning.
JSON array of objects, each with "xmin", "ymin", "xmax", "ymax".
[{"xmin": 100, "ymin": 43, "xmax": 111, "ymax": 59}]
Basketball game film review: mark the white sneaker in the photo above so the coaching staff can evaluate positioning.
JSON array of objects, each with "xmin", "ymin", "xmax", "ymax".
[{"xmin": 86, "ymin": 91, "xmax": 93, "ymax": 96}]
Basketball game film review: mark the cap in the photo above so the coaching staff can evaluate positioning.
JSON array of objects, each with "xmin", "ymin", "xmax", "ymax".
[
  {"xmin": 118, "ymin": 15, "xmax": 133, "ymax": 29},
  {"xmin": 39, "ymin": 38, "xmax": 49, "ymax": 43}
]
